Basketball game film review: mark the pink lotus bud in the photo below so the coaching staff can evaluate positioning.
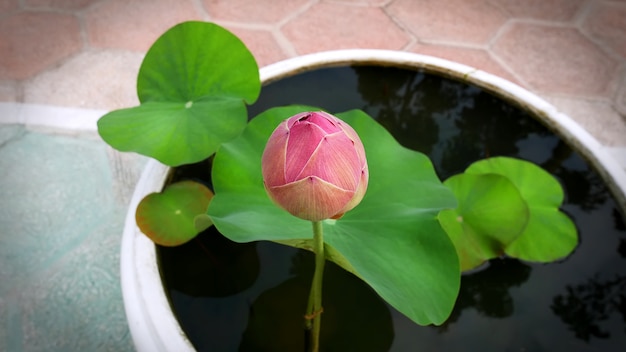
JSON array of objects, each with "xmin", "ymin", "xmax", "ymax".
[{"xmin": 262, "ymin": 111, "xmax": 369, "ymax": 221}]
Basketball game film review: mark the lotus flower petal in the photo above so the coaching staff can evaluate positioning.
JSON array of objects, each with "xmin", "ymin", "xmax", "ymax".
[
  {"xmin": 296, "ymin": 131, "xmax": 361, "ymax": 190},
  {"xmin": 337, "ymin": 168, "xmax": 369, "ymax": 216},
  {"xmin": 261, "ymin": 123, "xmax": 289, "ymax": 187},
  {"xmin": 267, "ymin": 176, "xmax": 355, "ymax": 221},
  {"xmin": 284, "ymin": 120, "xmax": 327, "ymax": 182}
]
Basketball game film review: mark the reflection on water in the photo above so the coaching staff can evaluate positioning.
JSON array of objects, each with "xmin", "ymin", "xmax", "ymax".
[
  {"xmin": 239, "ymin": 249, "xmax": 393, "ymax": 352},
  {"xmin": 161, "ymin": 65, "xmax": 626, "ymax": 351},
  {"xmin": 551, "ymin": 210, "xmax": 626, "ymax": 342},
  {"xmin": 351, "ymin": 66, "xmax": 548, "ymax": 180},
  {"xmin": 159, "ymin": 223, "xmax": 260, "ymax": 298},
  {"xmin": 161, "ymin": 240, "xmax": 394, "ymax": 352},
  {"xmin": 541, "ymin": 140, "xmax": 609, "ymax": 211},
  {"xmin": 552, "ymin": 274, "xmax": 626, "ymax": 341},
  {"xmin": 436, "ymin": 259, "xmax": 532, "ymax": 331}
]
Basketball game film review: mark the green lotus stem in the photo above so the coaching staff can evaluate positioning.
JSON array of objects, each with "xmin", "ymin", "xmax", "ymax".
[{"xmin": 305, "ymin": 220, "xmax": 325, "ymax": 352}]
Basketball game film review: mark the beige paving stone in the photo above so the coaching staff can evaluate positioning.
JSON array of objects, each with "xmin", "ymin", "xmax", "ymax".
[
  {"xmin": 221, "ymin": 26, "xmax": 288, "ymax": 67},
  {"xmin": 282, "ymin": 2, "xmax": 409, "ymax": 55},
  {"xmin": 323, "ymin": 0, "xmax": 391, "ymax": 5},
  {"xmin": 84, "ymin": 0, "xmax": 202, "ymax": 52},
  {"xmin": 492, "ymin": 23, "xmax": 619, "ymax": 97},
  {"xmin": 0, "ymin": 11, "xmax": 82, "ymax": 80},
  {"xmin": 0, "ymin": 80, "xmax": 18, "ymax": 102},
  {"xmin": 202, "ymin": 0, "xmax": 312, "ymax": 24},
  {"xmin": 545, "ymin": 96, "xmax": 626, "ymax": 147},
  {"xmin": 0, "ymin": 0, "xmax": 19, "ymax": 14},
  {"xmin": 23, "ymin": 50, "xmax": 143, "ymax": 110},
  {"xmin": 387, "ymin": 0, "xmax": 508, "ymax": 45},
  {"xmin": 489, "ymin": 0, "xmax": 585, "ymax": 21},
  {"xmin": 582, "ymin": 1, "xmax": 626, "ymax": 59},
  {"xmin": 615, "ymin": 71, "xmax": 626, "ymax": 117},
  {"xmin": 409, "ymin": 43, "xmax": 522, "ymax": 86},
  {"xmin": 23, "ymin": 0, "xmax": 100, "ymax": 10}
]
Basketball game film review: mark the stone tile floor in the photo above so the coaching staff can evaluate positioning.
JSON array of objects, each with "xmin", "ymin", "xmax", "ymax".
[{"xmin": 0, "ymin": 0, "xmax": 625, "ymax": 350}]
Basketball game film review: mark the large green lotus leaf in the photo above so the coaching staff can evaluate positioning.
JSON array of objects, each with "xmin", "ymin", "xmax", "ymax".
[
  {"xmin": 136, "ymin": 180, "xmax": 213, "ymax": 246},
  {"xmin": 98, "ymin": 21, "xmax": 260, "ymax": 166},
  {"xmin": 208, "ymin": 106, "xmax": 460, "ymax": 326},
  {"xmin": 439, "ymin": 173, "xmax": 530, "ymax": 271},
  {"xmin": 465, "ymin": 157, "xmax": 578, "ymax": 262}
]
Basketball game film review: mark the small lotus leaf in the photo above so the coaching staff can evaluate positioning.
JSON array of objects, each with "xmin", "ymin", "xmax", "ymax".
[
  {"xmin": 465, "ymin": 157, "xmax": 578, "ymax": 262},
  {"xmin": 439, "ymin": 173, "xmax": 530, "ymax": 271},
  {"xmin": 136, "ymin": 180, "xmax": 214, "ymax": 246}
]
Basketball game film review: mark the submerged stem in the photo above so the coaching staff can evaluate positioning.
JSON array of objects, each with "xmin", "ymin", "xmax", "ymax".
[{"xmin": 305, "ymin": 220, "xmax": 325, "ymax": 352}]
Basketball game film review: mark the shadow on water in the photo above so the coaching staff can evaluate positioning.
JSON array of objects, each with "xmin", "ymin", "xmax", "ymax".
[
  {"xmin": 351, "ymin": 66, "xmax": 545, "ymax": 179},
  {"xmin": 435, "ymin": 258, "xmax": 533, "ymax": 332},
  {"xmin": 551, "ymin": 210, "xmax": 626, "ymax": 342},
  {"xmin": 552, "ymin": 274, "xmax": 626, "ymax": 341},
  {"xmin": 159, "ymin": 65, "xmax": 626, "ymax": 351},
  {"xmin": 239, "ymin": 250, "xmax": 394, "ymax": 352}
]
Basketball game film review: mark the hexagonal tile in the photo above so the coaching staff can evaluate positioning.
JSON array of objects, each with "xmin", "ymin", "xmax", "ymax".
[
  {"xmin": 0, "ymin": 298, "xmax": 6, "ymax": 350},
  {"xmin": 387, "ymin": 0, "xmax": 508, "ymax": 45},
  {"xmin": 281, "ymin": 2, "xmax": 410, "ymax": 54},
  {"xmin": 0, "ymin": 0, "xmax": 19, "ymax": 15},
  {"xmin": 24, "ymin": 50, "xmax": 142, "ymax": 110},
  {"xmin": 489, "ymin": 0, "xmax": 585, "ymax": 22},
  {"xmin": 0, "ymin": 80, "xmax": 19, "ymax": 102},
  {"xmin": 221, "ymin": 26, "xmax": 288, "ymax": 67},
  {"xmin": 0, "ymin": 125, "xmax": 23, "ymax": 146},
  {"xmin": 492, "ymin": 23, "xmax": 618, "ymax": 97},
  {"xmin": 323, "ymin": 0, "xmax": 391, "ymax": 5},
  {"xmin": 84, "ymin": 0, "xmax": 202, "ymax": 52},
  {"xmin": 410, "ymin": 43, "xmax": 521, "ymax": 85},
  {"xmin": 615, "ymin": 70, "xmax": 626, "ymax": 117},
  {"xmin": 545, "ymin": 96, "xmax": 626, "ymax": 147},
  {"xmin": 23, "ymin": 0, "xmax": 100, "ymax": 10},
  {"xmin": 0, "ymin": 11, "xmax": 81, "ymax": 80},
  {"xmin": 19, "ymin": 216, "xmax": 132, "ymax": 351},
  {"xmin": 202, "ymin": 0, "xmax": 312, "ymax": 24},
  {"xmin": 582, "ymin": 1, "xmax": 626, "ymax": 59},
  {"xmin": 0, "ymin": 130, "xmax": 115, "ymax": 295}
]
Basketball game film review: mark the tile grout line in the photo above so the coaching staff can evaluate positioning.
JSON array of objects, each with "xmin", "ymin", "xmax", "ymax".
[
  {"xmin": 485, "ymin": 19, "xmax": 532, "ymax": 91},
  {"xmin": 381, "ymin": 2, "xmax": 417, "ymax": 51},
  {"xmin": 189, "ymin": 0, "xmax": 211, "ymax": 21},
  {"xmin": 273, "ymin": 0, "xmax": 320, "ymax": 57}
]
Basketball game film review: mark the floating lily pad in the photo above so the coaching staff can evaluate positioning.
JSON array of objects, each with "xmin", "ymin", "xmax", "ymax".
[
  {"xmin": 439, "ymin": 173, "xmax": 530, "ymax": 271},
  {"xmin": 465, "ymin": 157, "xmax": 578, "ymax": 262},
  {"xmin": 136, "ymin": 180, "xmax": 214, "ymax": 246},
  {"xmin": 208, "ymin": 106, "xmax": 460, "ymax": 325},
  {"xmin": 98, "ymin": 21, "xmax": 260, "ymax": 166}
]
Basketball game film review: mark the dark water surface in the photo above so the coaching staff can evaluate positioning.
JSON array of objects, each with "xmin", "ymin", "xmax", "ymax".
[{"xmin": 159, "ymin": 66, "xmax": 626, "ymax": 351}]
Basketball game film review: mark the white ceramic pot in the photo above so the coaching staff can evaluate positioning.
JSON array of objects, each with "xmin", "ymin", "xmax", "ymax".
[{"xmin": 119, "ymin": 49, "xmax": 626, "ymax": 351}]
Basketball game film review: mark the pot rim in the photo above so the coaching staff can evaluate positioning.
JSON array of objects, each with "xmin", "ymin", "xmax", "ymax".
[{"xmin": 120, "ymin": 49, "xmax": 626, "ymax": 352}]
